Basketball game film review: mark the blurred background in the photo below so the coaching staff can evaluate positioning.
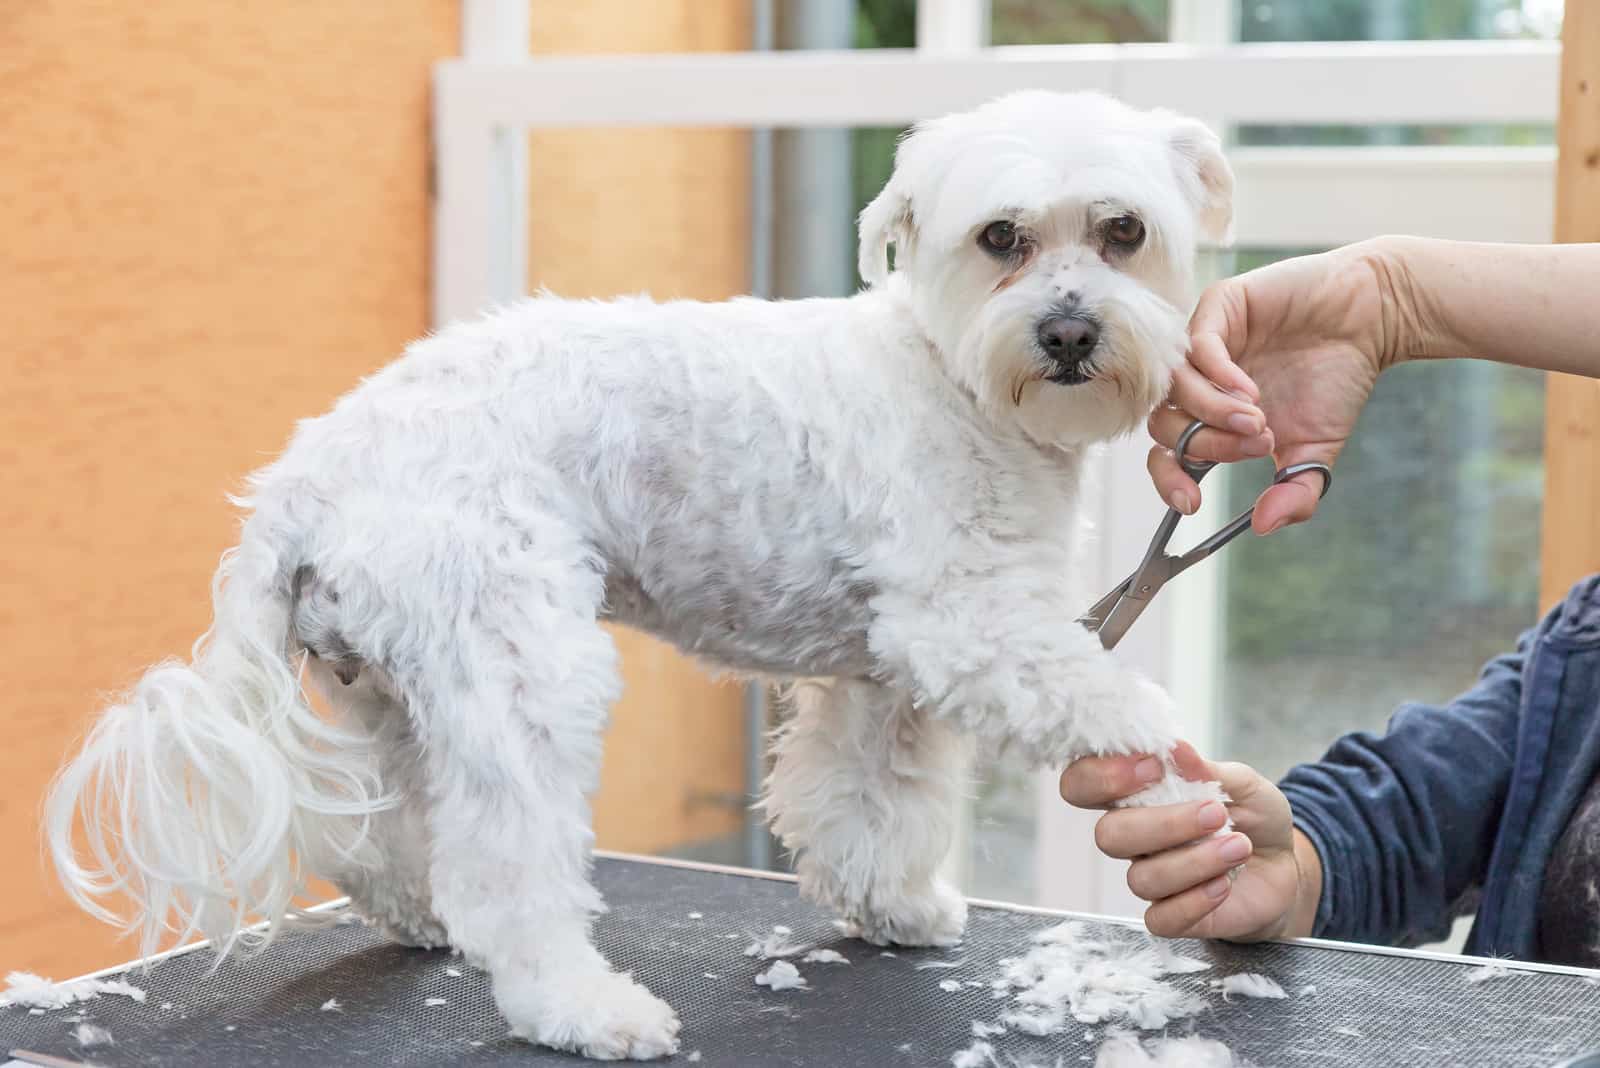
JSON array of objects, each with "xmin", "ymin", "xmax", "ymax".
[{"xmin": 1, "ymin": 0, "xmax": 1563, "ymax": 978}]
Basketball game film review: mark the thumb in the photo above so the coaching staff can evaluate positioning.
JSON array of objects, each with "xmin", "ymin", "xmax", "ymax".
[
  {"xmin": 1168, "ymin": 740, "xmax": 1258, "ymax": 803},
  {"xmin": 1251, "ymin": 445, "xmax": 1337, "ymax": 535}
]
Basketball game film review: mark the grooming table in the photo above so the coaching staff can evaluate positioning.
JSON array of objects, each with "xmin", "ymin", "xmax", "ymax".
[{"xmin": 5, "ymin": 854, "xmax": 1600, "ymax": 1067}]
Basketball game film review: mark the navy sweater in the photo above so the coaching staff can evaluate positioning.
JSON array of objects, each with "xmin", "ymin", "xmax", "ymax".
[{"xmin": 1280, "ymin": 574, "xmax": 1600, "ymax": 958}]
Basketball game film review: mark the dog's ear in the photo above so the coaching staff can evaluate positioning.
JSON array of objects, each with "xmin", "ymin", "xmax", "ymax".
[
  {"xmin": 1166, "ymin": 117, "xmax": 1234, "ymax": 245},
  {"xmin": 857, "ymin": 181, "xmax": 916, "ymax": 287}
]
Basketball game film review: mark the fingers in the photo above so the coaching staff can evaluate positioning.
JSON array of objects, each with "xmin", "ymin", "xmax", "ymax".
[
  {"xmin": 1186, "ymin": 330, "xmax": 1258, "ymax": 402},
  {"xmin": 1145, "ymin": 335, "xmax": 1274, "ymax": 517},
  {"xmin": 1059, "ymin": 753, "xmax": 1166, "ymax": 809},
  {"xmin": 1143, "ymin": 876, "xmax": 1234, "ymax": 939},
  {"xmin": 1147, "ymin": 444, "xmax": 1201, "ymax": 515},
  {"xmin": 1166, "ymin": 357, "xmax": 1267, "ymax": 441},
  {"xmin": 1148, "ymin": 407, "xmax": 1275, "ymax": 463},
  {"xmin": 1094, "ymin": 797, "xmax": 1229, "ymax": 860},
  {"xmin": 1125, "ymin": 830, "xmax": 1252, "ymax": 902}
]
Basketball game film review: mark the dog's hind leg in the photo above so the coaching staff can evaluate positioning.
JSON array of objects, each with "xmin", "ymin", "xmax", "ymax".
[
  {"xmin": 385, "ymin": 532, "xmax": 679, "ymax": 1061},
  {"xmin": 763, "ymin": 678, "xmax": 970, "ymax": 947},
  {"xmin": 307, "ymin": 669, "xmax": 447, "ymax": 949}
]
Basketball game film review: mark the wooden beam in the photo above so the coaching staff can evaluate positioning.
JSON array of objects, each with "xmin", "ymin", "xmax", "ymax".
[{"xmin": 1542, "ymin": 10, "xmax": 1600, "ymax": 611}]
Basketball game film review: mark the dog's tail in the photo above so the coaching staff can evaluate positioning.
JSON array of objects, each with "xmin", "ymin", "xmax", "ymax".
[{"xmin": 45, "ymin": 528, "xmax": 385, "ymax": 958}]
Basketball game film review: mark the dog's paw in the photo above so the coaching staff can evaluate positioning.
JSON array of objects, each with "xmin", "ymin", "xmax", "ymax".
[
  {"xmin": 839, "ymin": 879, "xmax": 968, "ymax": 948},
  {"xmin": 374, "ymin": 911, "xmax": 450, "ymax": 950},
  {"xmin": 501, "ymin": 969, "xmax": 680, "ymax": 1061},
  {"xmin": 1117, "ymin": 768, "xmax": 1231, "ymax": 836},
  {"xmin": 1121, "ymin": 771, "xmax": 1226, "ymax": 808}
]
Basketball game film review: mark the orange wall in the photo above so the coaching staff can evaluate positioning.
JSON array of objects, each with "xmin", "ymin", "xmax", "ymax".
[{"xmin": 0, "ymin": 3, "xmax": 459, "ymax": 976}]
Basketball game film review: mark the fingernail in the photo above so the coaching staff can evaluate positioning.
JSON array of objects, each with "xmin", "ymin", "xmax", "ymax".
[
  {"xmin": 1168, "ymin": 491, "xmax": 1191, "ymax": 515},
  {"xmin": 1258, "ymin": 518, "xmax": 1287, "ymax": 537},
  {"xmin": 1203, "ymin": 875, "xmax": 1230, "ymax": 900},
  {"xmin": 1226, "ymin": 412, "xmax": 1259, "ymax": 435},
  {"xmin": 1134, "ymin": 758, "xmax": 1164, "ymax": 784},
  {"xmin": 1197, "ymin": 801, "xmax": 1227, "ymax": 831},
  {"xmin": 1241, "ymin": 435, "xmax": 1271, "ymax": 457},
  {"xmin": 1218, "ymin": 835, "xmax": 1250, "ymax": 864}
]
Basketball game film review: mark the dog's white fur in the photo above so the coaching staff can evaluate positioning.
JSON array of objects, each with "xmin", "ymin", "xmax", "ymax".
[{"xmin": 47, "ymin": 91, "xmax": 1232, "ymax": 1060}]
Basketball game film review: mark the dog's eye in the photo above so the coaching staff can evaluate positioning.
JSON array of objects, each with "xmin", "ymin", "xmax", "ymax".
[
  {"xmin": 979, "ymin": 221, "xmax": 1020, "ymax": 254},
  {"xmin": 1104, "ymin": 215, "xmax": 1145, "ymax": 248}
]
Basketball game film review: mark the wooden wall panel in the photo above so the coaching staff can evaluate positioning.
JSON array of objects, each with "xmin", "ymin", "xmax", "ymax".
[
  {"xmin": 1543, "ymin": 9, "xmax": 1600, "ymax": 611},
  {"xmin": 528, "ymin": 1, "xmax": 753, "ymax": 853},
  {"xmin": 0, "ymin": 2, "xmax": 458, "ymax": 977}
]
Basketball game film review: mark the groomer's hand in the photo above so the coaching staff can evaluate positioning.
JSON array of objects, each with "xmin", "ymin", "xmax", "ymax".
[
  {"xmin": 1151, "ymin": 240, "xmax": 1397, "ymax": 533},
  {"xmin": 1059, "ymin": 741, "xmax": 1322, "ymax": 941}
]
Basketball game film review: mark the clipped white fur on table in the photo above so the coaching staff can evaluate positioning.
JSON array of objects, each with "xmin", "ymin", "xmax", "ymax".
[
  {"xmin": 744, "ymin": 927, "xmax": 811, "ymax": 960},
  {"xmin": 1465, "ymin": 962, "xmax": 1522, "ymax": 984},
  {"xmin": 73, "ymin": 1022, "xmax": 115, "ymax": 1049},
  {"xmin": 755, "ymin": 960, "xmax": 808, "ymax": 992},
  {"xmin": 993, "ymin": 922, "xmax": 1208, "ymax": 1033},
  {"xmin": 951, "ymin": 1038, "xmax": 995, "ymax": 1068},
  {"xmin": 801, "ymin": 949, "xmax": 849, "ymax": 965},
  {"xmin": 0, "ymin": 971, "xmax": 147, "ymax": 1011},
  {"xmin": 1094, "ymin": 1030, "xmax": 1241, "ymax": 1067},
  {"xmin": 320, "ymin": 998, "xmax": 342, "ymax": 1012},
  {"xmin": 1215, "ymin": 973, "xmax": 1288, "ymax": 1000}
]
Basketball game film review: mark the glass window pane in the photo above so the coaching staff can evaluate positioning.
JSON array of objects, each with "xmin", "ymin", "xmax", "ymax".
[
  {"xmin": 770, "ymin": 0, "xmax": 917, "ymax": 50},
  {"xmin": 1238, "ymin": 1, "xmax": 1560, "ymax": 146},
  {"xmin": 991, "ymin": 0, "xmax": 1169, "ymax": 44},
  {"xmin": 854, "ymin": 0, "xmax": 919, "ymax": 48},
  {"xmin": 1239, "ymin": 0, "xmax": 1561, "ymax": 42}
]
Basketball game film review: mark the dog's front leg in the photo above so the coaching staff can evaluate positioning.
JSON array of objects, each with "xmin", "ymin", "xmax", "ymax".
[
  {"xmin": 762, "ymin": 678, "xmax": 969, "ymax": 947},
  {"xmin": 871, "ymin": 583, "xmax": 1223, "ymax": 808}
]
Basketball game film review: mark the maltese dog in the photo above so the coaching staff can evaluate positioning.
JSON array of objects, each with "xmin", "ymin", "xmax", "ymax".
[{"xmin": 49, "ymin": 90, "xmax": 1232, "ymax": 1060}]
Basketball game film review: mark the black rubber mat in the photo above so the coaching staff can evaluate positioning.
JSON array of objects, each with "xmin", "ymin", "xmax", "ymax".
[{"xmin": 5, "ymin": 856, "xmax": 1600, "ymax": 1066}]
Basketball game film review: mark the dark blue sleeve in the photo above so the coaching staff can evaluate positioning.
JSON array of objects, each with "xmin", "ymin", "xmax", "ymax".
[{"xmin": 1277, "ymin": 630, "xmax": 1530, "ymax": 947}]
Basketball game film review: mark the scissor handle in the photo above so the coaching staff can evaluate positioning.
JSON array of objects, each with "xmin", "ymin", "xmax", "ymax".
[
  {"xmin": 1165, "ymin": 420, "xmax": 1333, "ymax": 568},
  {"xmin": 1082, "ymin": 422, "xmax": 1334, "ymax": 648},
  {"xmin": 1175, "ymin": 419, "xmax": 1332, "ymax": 498}
]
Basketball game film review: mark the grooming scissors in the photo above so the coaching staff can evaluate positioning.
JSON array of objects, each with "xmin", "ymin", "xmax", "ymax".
[{"xmin": 1079, "ymin": 419, "xmax": 1333, "ymax": 649}]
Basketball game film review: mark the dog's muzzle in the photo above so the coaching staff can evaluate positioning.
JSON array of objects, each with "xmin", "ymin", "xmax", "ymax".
[{"xmin": 1036, "ymin": 312, "xmax": 1100, "ymax": 386}]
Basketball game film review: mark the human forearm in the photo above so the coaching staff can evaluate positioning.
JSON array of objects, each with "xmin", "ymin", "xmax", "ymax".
[{"xmin": 1365, "ymin": 236, "xmax": 1600, "ymax": 376}]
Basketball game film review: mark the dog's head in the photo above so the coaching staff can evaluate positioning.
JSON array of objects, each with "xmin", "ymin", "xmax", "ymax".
[{"xmin": 859, "ymin": 90, "xmax": 1233, "ymax": 447}]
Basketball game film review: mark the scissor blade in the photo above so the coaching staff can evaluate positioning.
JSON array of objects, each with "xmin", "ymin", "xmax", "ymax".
[
  {"xmin": 1077, "ymin": 576, "xmax": 1133, "ymax": 632},
  {"xmin": 1089, "ymin": 589, "xmax": 1151, "ymax": 649}
]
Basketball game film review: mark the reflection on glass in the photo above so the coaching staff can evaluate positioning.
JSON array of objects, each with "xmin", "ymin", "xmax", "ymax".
[
  {"xmin": 991, "ymin": 0, "xmax": 1169, "ymax": 44},
  {"xmin": 1240, "ymin": 0, "xmax": 1560, "ymax": 43}
]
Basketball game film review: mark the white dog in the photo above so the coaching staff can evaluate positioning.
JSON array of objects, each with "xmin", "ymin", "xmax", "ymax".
[{"xmin": 48, "ymin": 90, "xmax": 1232, "ymax": 1060}]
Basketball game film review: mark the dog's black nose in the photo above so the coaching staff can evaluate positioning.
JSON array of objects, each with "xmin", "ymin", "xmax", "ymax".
[{"xmin": 1036, "ymin": 315, "xmax": 1100, "ymax": 364}]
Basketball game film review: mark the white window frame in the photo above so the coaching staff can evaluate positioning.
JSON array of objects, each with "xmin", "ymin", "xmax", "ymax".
[{"xmin": 436, "ymin": 0, "xmax": 1558, "ymax": 916}]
